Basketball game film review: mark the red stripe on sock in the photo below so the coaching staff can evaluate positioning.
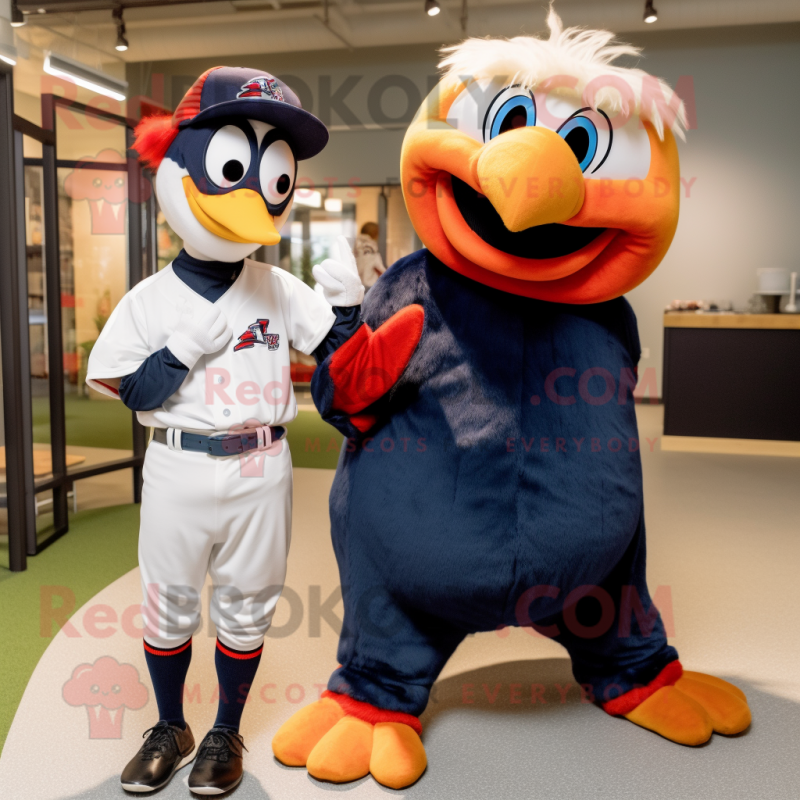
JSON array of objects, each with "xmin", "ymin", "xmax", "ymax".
[
  {"xmin": 143, "ymin": 639, "xmax": 192, "ymax": 657},
  {"xmin": 322, "ymin": 690, "xmax": 423, "ymax": 735},
  {"xmin": 602, "ymin": 660, "xmax": 684, "ymax": 716},
  {"xmin": 216, "ymin": 639, "xmax": 263, "ymax": 660}
]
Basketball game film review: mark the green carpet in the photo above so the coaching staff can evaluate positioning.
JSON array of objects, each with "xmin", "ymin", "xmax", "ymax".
[
  {"xmin": 32, "ymin": 395, "xmax": 133, "ymax": 450},
  {"xmin": 285, "ymin": 410, "xmax": 344, "ymax": 469},
  {"xmin": 0, "ymin": 504, "xmax": 141, "ymax": 755}
]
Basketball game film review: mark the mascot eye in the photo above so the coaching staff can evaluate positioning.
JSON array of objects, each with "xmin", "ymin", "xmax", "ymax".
[
  {"xmin": 112, "ymin": 684, "xmax": 121, "ymax": 693},
  {"xmin": 93, "ymin": 177, "xmax": 102, "ymax": 188},
  {"xmin": 205, "ymin": 125, "xmax": 252, "ymax": 189},
  {"xmin": 90, "ymin": 684, "xmax": 99, "ymax": 693},
  {"xmin": 259, "ymin": 139, "xmax": 295, "ymax": 206},
  {"xmin": 115, "ymin": 177, "xmax": 125, "ymax": 188},
  {"xmin": 484, "ymin": 87, "xmax": 536, "ymax": 141},
  {"xmin": 557, "ymin": 115, "xmax": 599, "ymax": 172}
]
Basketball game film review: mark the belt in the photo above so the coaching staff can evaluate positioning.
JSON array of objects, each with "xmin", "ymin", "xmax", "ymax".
[{"xmin": 152, "ymin": 425, "xmax": 286, "ymax": 457}]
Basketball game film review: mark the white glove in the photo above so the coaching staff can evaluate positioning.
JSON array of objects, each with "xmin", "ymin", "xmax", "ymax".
[
  {"xmin": 166, "ymin": 303, "xmax": 233, "ymax": 369},
  {"xmin": 312, "ymin": 235, "xmax": 365, "ymax": 307}
]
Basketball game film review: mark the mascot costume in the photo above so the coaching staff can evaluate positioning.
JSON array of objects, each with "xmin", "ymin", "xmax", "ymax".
[
  {"xmin": 272, "ymin": 12, "xmax": 752, "ymax": 790},
  {"xmin": 87, "ymin": 68, "xmax": 415, "ymax": 795}
]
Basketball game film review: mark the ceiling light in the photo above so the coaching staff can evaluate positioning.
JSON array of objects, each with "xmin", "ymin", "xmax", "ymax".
[
  {"xmin": 644, "ymin": 0, "xmax": 657, "ymax": 23},
  {"xmin": 113, "ymin": 7, "xmax": 128, "ymax": 52},
  {"xmin": 10, "ymin": 3, "xmax": 26, "ymax": 27},
  {"xmin": 324, "ymin": 197, "xmax": 343, "ymax": 212},
  {"xmin": 0, "ymin": 54, "xmax": 17, "ymax": 66},
  {"xmin": 43, "ymin": 52, "xmax": 128, "ymax": 102},
  {"xmin": 425, "ymin": 0, "xmax": 440, "ymax": 17}
]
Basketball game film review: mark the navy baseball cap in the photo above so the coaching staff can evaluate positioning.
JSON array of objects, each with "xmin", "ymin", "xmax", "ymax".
[{"xmin": 172, "ymin": 66, "xmax": 328, "ymax": 160}]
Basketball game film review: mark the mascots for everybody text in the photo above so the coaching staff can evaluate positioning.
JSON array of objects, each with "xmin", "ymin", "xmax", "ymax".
[
  {"xmin": 272, "ymin": 12, "xmax": 752, "ymax": 789},
  {"xmin": 86, "ymin": 67, "xmax": 414, "ymax": 795}
]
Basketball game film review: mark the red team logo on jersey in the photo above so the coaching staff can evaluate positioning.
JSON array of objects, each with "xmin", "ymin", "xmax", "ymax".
[
  {"xmin": 234, "ymin": 319, "xmax": 280, "ymax": 352},
  {"xmin": 236, "ymin": 77, "xmax": 284, "ymax": 102}
]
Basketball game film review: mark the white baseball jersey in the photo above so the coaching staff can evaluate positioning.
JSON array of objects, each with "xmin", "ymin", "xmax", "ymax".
[{"xmin": 87, "ymin": 258, "xmax": 336, "ymax": 431}]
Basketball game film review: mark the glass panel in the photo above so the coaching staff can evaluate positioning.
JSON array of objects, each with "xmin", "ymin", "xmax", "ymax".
[
  {"xmin": 286, "ymin": 204, "xmax": 358, "ymax": 287},
  {"xmin": 281, "ymin": 199, "xmax": 356, "ymax": 384},
  {"xmin": 21, "ymin": 157, "xmax": 55, "ymax": 544},
  {"xmin": 384, "ymin": 185, "xmax": 419, "ymax": 266},
  {"xmin": 23, "ymin": 136, "xmax": 43, "ymax": 159},
  {"xmin": 57, "ymin": 115, "xmax": 133, "ymax": 473},
  {"xmin": 25, "ymin": 161, "xmax": 49, "ymax": 451},
  {"xmin": 55, "ymin": 106, "xmax": 127, "ymax": 164}
]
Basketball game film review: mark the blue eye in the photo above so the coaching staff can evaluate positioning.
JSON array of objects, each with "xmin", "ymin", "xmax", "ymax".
[
  {"xmin": 557, "ymin": 116, "xmax": 598, "ymax": 172},
  {"xmin": 487, "ymin": 94, "xmax": 536, "ymax": 140}
]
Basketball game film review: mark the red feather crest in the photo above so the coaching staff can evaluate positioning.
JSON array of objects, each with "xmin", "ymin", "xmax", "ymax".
[{"xmin": 132, "ymin": 114, "xmax": 179, "ymax": 171}]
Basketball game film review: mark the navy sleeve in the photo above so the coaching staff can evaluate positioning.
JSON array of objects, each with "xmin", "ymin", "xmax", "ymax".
[
  {"xmin": 118, "ymin": 347, "xmax": 189, "ymax": 412},
  {"xmin": 310, "ymin": 358, "xmax": 365, "ymax": 439},
  {"xmin": 313, "ymin": 305, "xmax": 362, "ymax": 364}
]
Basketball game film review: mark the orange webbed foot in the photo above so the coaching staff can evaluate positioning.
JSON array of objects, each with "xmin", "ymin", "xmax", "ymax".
[
  {"xmin": 625, "ymin": 671, "xmax": 751, "ymax": 745},
  {"xmin": 272, "ymin": 693, "xmax": 427, "ymax": 789}
]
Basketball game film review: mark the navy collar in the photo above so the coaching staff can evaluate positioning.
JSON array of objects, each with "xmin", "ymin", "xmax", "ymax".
[{"xmin": 172, "ymin": 249, "xmax": 244, "ymax": 303}]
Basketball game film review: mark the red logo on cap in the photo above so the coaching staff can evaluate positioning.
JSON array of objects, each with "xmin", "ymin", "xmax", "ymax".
[{"xmin": 237, "ymin": 77, "xmax": 284, "ymax": 102}]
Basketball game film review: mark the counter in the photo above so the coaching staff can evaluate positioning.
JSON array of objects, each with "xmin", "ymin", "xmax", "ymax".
[{"xmin": 662, "ymin": 313, "xmax": 800, "ymax": 456}]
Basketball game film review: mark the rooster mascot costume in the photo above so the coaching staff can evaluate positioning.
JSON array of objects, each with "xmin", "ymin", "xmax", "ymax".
[{"xmin": 272, "ymin": 11, "xmax": 752, "ymax": 790}]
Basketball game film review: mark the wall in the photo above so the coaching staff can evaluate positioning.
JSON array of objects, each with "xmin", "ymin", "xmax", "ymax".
[
  {"xmin": 622, "ymin": 24, "xmax": 800, "ymax": 394},
  {"xmin": 128, "ymin": 23, "xmax": 800, "ymax": 394}
]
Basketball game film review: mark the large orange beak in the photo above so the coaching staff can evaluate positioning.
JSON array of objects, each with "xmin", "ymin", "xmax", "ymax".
[
  {"xmin": 401, "ymin": 78, "xmax": 681, "ymax": 304},
  {"xmin": 476, "ymin": 126, "xmax": 585, "ymax": 231},
  {"xmin": 182, "ymin": 177, "xmax": 281, "ymax": 246}
]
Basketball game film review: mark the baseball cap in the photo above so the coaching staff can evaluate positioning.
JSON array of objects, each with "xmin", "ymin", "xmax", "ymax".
[{"xmin": 172, "ymin": 66, "xmax": 328, "ymax": 160}]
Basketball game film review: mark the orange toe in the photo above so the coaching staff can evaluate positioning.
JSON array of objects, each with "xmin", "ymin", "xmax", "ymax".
[
  {"xmin": 675, "ymin": 675, "xmax": 751, "ymax": 735},
  {"xmin": 272, "ymin": 697, "xmax": 345, "ymax": 767},
  {"xmin": 625, "ymin": 685, "xmax": 713, "ymax": 746},
  {"xmin": 307, "ymin": 716, "xmax": 374, "ymax": 783},
  {"xmin": 370, "ymin": 722, "xmax": 427, "ymax": 789},
  {"xmin": 681, "ymin": 671, "xmax": 748, "ymax": 704}
]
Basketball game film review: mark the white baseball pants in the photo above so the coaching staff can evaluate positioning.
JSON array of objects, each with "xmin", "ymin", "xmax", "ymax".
[{"xmin": 139, "ymin": 437, "xmax": 292, "ymax": 651}]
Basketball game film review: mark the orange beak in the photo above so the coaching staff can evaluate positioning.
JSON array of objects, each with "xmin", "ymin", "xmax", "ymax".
[
  {"xmin": 476, "ymin": 126, "xmax": 585, "ymax": 231},
  {"xmin": 183, "ymin": 177, "xmax": 281, "ymax": 246}
]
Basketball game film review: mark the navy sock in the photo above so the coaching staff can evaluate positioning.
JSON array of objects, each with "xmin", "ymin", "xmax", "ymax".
[
  {"xmin": 143, "ymin": 639, "xmax": 192, "ymax": 729},
  {"xmin": 213, "ymin": 639, "xmax": 263, "ymax": 732}
]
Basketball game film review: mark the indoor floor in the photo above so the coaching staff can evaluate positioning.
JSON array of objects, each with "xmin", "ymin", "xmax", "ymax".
[{"xmin": 0, "ymin": 406, "xmax": 798, "ymax": 799}]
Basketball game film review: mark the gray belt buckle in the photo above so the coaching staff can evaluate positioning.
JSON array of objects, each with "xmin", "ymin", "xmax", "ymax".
[
  {"xmin": 211, "ymin": 433, "xmax": 247, "ymax": 456},
  {"xmin": 212, "ymin": 428, "xmax": 269, "ymax": 456}
]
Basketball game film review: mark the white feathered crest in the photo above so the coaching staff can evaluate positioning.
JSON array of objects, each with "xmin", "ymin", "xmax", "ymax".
[{"xmin": 439, "ymin": 7, "xmax": 687, "ymax": 140}]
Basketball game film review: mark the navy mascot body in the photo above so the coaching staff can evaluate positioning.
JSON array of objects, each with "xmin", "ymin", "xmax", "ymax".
[{"xmin": 273, "ymin": 12, "xmax": 752, "ymax": 790}]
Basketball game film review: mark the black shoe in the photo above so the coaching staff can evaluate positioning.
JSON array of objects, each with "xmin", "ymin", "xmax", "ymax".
[
  {"xmin": 121, "ymin": 721, "xmax": 195, "ymax": 793},
  {"xmin": 187, "ymin": 727, "xmax": 247, "ymax": 795}
]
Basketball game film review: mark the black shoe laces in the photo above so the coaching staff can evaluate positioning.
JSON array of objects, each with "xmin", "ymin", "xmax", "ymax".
[
  {"xmin": 140, "ymin": 721, "xmax": 180, "ymax": 761},
  {"xmin": 196, "ymin": 728, "xmax": 247, "ymax": 763}
]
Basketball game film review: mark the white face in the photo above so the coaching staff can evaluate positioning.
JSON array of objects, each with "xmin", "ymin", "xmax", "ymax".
[
  {"xmin": 155, "ymin": 119, "xmax": 295, "ymax": 263},
  {"xmin": 445, "ymin": 78, "xmax": 651, "ymax": 180}
]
